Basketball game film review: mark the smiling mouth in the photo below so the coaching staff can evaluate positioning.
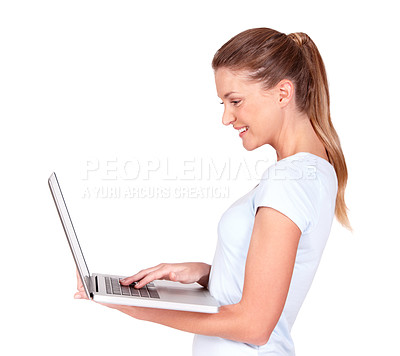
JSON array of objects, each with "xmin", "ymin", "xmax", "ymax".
[{"xmin": 238, "ymin": 127, "xmax": 249, "ymax": 137}]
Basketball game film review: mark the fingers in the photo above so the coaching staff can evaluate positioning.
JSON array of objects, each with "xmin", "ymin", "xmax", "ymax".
[
  {"xmin": 76, "ymin": 269, "xmax": 83, "ymax": 289},
  {"xmin": 74, "ymin": 279, "xmax": 88, "ymax": 300},
  {"xmin": 133, "ymin": 269, "xmax": 167, "ymax": 288},
  {"xmin": 120, "ymin": 264, "xmax": 163, "ymax": 285},
  {"xmin": 119, "ymin": 263, "xmax": 197, "ymax": 288},
  {"xmin": 75, "ymin": 268, "xmax": 88, "ymax": 300},
  {"xmin": 120, "ymin": 263, "xmax": 180, "ymax": 288},
  {"xmin": 74, "ymin": 291, "xmax": 89, "ymax": 300}
]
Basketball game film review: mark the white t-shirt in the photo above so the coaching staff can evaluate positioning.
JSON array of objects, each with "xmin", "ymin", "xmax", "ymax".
[{"xmin": 193, "ymin": 152, "xmax": 338, "ymax": 356}]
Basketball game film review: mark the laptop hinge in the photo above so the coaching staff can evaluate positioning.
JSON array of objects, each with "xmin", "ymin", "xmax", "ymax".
[{"xmin": 88, "ymin": 275, "xmax": 97, "ymax": 298}]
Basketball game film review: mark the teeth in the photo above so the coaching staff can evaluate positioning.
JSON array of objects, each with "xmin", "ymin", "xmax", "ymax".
[{"xmin": 239, "ymin": 127, "xmax": 248, "ymax": 133}]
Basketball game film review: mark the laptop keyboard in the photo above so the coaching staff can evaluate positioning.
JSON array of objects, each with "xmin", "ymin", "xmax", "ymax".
[{"xmin": 104, "ymin": 277, "xmax": 160, "ymax": 299}]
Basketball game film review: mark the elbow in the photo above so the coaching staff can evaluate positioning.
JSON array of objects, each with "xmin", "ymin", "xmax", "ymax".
[
  {"xmin": 238, "ymin": 318, "xmax": 272, "ymax": 346},
  {"xmin": 222, "ymin": 303, "xmax": 273, "ymax": 346},
  {"xmin": 242, "ymin": 312, "xmax": 273, "ymax": 346},
  {"xmin": 246, "ymin": 331, "xmax": 271, "ymax": 347}
]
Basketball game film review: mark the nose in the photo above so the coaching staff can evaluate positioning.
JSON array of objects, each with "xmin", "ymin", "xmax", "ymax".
[{"xmin": 222, "ymin": 107, "xmax": 236, "ymax": 126}]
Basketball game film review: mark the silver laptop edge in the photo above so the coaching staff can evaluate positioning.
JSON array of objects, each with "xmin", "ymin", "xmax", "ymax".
[{"xmin": 49, "ymin": 172, "xmax": 92, "ymax": 298}]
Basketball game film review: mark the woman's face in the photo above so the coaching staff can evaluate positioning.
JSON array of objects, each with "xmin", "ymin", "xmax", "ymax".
[{"xmin": 215, "ymin": 68, "xmax": 283, "ymax": 151}]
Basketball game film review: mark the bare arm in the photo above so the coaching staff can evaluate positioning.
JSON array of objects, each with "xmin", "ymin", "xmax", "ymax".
[{"xmin": 75, "ymin": 207, "xmax": 301, "ymax": 346}]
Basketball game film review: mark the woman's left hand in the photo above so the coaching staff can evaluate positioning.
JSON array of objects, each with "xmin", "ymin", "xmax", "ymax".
[
  {"xmin": 73, "ymin": 269, "xmax": 145, "ymax": 318},
  {"xmin": 74, "ymin": 269, "xmax": 89, "ymax": 300}
]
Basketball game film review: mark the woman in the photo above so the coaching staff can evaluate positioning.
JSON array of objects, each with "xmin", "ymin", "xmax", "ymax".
[{"xmin": 75, "ymin": 27, "xmax": 350, "ymax": 355}]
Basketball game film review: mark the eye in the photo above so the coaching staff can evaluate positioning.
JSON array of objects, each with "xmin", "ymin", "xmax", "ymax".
[{"xmin": 231, "ymin": 100, "xmax": 241, "ymax": 106}]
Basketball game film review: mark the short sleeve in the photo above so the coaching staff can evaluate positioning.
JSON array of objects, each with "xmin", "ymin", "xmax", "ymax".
[{"xmin": 254, "ymin": 162, "xmax": 321, "ymax": 234}]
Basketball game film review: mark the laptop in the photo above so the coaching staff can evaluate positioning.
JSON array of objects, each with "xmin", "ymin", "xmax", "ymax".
[{"xmin": 48, "ymin": 172, "xmax": 219, "ymax": 313}]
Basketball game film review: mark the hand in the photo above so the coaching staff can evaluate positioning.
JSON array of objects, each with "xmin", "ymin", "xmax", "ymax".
[
  {"xmin": 120, "ymin": 262, "xmax": 211, "ymax": 289},
  {"xmin": 74, "ymin": 269, "xmax": 89, "ymax": 300}
]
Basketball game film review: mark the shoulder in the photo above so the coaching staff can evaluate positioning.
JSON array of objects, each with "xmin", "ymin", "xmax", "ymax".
[
  {"xmin": 261, "ymin": 152, "xmax": 323, "ymax": 179},
  {"xmin": 254, "ymin": 153, "xmax": 337, "ymax": 234},
  {"xmin": 259, "ymin": 152, "xmax": 337, "ymax": 194}
]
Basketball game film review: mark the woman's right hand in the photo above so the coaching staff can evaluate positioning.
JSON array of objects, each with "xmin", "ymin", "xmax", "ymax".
[{"xmin": 119, "ymin": 262, "xmax": 211, "ymax": 289}]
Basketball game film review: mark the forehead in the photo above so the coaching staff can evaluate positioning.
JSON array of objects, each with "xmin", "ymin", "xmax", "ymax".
[{"xmin": 214, "ymin": 68, "xmax": 261, "ymax": 98}]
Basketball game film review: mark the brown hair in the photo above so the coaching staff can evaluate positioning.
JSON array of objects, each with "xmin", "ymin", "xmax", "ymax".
[{"xmin": 212, "ymin": 28, "xmax": 351, "ymax": 230}]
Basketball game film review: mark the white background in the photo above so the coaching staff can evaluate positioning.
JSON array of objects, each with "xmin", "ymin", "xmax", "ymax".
[{"xmin": 1, "ymin": 1, "xmax": 399, "ymax": 355}]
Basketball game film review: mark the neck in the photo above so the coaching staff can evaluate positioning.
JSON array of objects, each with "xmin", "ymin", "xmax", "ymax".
[{"xmin": 273, "ymin": 111, "xmax": 327, "ymax": 162}]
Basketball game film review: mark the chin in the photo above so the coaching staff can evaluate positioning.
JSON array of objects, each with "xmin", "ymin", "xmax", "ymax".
[{"xmin": 243, "ymin": 141, "xmax": 259, "ymax": 151}]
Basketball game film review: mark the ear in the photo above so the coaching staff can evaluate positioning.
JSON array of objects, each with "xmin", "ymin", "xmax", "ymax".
[{"xmin": 277, "ymin": 80, "xmax": 294, "ymax": 107}]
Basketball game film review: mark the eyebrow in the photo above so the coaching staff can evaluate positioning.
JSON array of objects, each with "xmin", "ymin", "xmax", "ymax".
[{"xmin": 223, "ymin": 91, "xmax": 238, "ymax": 99}]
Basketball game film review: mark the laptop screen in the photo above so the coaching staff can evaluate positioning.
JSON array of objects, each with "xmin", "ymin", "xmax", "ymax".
[{"xmin": 49, "ymin": 172, "xmax": 92, "ymax": 298}]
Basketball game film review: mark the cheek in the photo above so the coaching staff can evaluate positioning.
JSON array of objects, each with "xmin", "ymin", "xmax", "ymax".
[
  {"xmin": 255, "ymin": 106, "xmax": 279, "ymax": 128},
  {"xmin": 248, "ymin": 109, "xmax": 277, "ymax": 144},
  {"xmin": 248, "ymin": 109, "xmax": 268, "ymax": 131}
]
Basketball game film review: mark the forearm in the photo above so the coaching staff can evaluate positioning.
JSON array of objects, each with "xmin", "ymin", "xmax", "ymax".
[
  {"xmin": 117, "ymin": 302, "xmax": 260, "ymax": 344},
  {"xmin": 109, "ymin": 263, "xmax": 270, "ymax": 344}
]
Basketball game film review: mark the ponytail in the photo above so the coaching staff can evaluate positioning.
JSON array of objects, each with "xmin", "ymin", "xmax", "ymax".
[
  {"xmin": 213, "ymin": 28, "xmax": 352, "ymax": 230},
  {"xmin": 288, "ymin": 33, "xmax": 351, "ymax": 231}
]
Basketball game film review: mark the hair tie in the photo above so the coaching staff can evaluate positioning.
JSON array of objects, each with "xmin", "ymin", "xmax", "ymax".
[{"xmin": 288, "ymin": 32, "xmax": 308, "ymax": 47}]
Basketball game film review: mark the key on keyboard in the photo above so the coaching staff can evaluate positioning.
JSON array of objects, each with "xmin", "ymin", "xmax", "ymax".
[{"xmin": 105, "ymin": 277, "xmax": 160, "ymax": 299}]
